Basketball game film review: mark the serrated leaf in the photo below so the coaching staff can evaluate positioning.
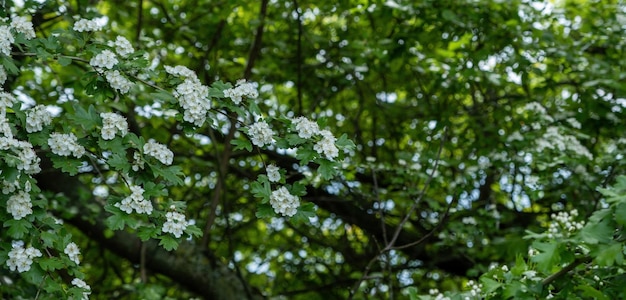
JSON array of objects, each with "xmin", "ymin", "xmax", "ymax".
[
  {"xmin": 286, "ymin": 134, "xmax": 307, "ymax": 146},
  {"xmin": 231, "ymin": 139, "xmax": 253, "ymax": 151},
  {"xmin": 578, "ymin": 217, "xmax": 613, "ymax": 244},
  {"xmin": 1, "ymin": 56, "xmax": 19, "ymax": 74},
  {"xmin": 531, "ymin": 241, "xmax": 560, "ymax": 273},
  {"xmin": 291, "ymin": 202, "xmax": 316, "ymax": 223},
  {"xmin": 58, "ymin": 56, "xmax": 72, "ymax": 66},
  {"xmin": 318, "ymin": 159, "xmax": 337, "ymax": 180},
  {"xmin": 4, "ymin": 219, "xmax": 32, "ymax": 239},
  {"xmin": 576, "ymin": 285, "xmax": 609, "ymax": 300},
  {"xmin": 50, "ymin": 156, "xmax": 83, "ymax": 176},
  {"xmin": 39, "ymin": 257, "xmax": 65, "ymax": 271},
  {"xmin": 251, "ymin": 176, "xmax": 271, "ymax": 203},
  {"xmin": 208, "ymin": 80, "xmax": 232, "ymax": 98},
  {"xmin": 184, "ymin": 224, "xmax": 202, "ymax": 238},
  {"xmin": 158, "ymin": 235, "xmax": 179, "ymax": 251},
  {"xmin": 595, "ymin": 243, "xmax": 624, "ymax": 266},
  {"xmin": 150, "ymin": 165, "xmax": 184, "ymax": 186},
  {"xmin": 336, "ymin": 133, "xmax": 356, "ymax": 150},
  {"xmin": 151, "ymin": 91, "xmax": 177, "ymax": 104},
  {"xmin": 107, "ymin": 152, "xmax": 130, "ymax": 173},
  {"xmin": 290, "ymin": 182, "xmax": 307, "ymax": 196},
  {"xmin": 105, "ymin": 214, "xmax": 127, "ymax": 231},
  {"xmin": 137, "ymin": 225, "xmax": 160, "ymax": 241},
  {"xmin": 256, "ymin": 204, "xmax": 276, "ymax": 218},
  {"xmin": 296, "ymin": 147, "xmax": 317, "ymax": 165},
  {"xmin": 69, "ymin": 104, "xmax": 99, "ymax": 131},
  {"xmin": 480, "ymin": 277, "xmax": 502, "ymax": 295}
]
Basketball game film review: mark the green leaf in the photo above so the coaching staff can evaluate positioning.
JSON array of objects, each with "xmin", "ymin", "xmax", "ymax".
[
  {"xmin": 1, "ymin": 56, "xmax": 19, "ymax": 74},
  {"xmin": 595, "ymin": 243, "xmax": 624, "ymax": 266},
  {"xmin": 251, "ymin": 176, "xmax": 271, "ymax": 203},
  {"xmin": 531, "ymin": 241, "xmax": 560, "ymax": 273},
  {"xmin": 291, "ymin": 202, "xmax": 316, "ymax": 223},
  {"xmin": 286, "ymin": 134, "xmax": 307, "ymax": 146},
  {"xmin": 296, "ymin": 147, "xmax": 317, "ymax": 165},
  {"xmin": 231, "ymin": 139, "xmax": 253, "ymax": 152},
  {"xmin": 58, "ymin": 56, "xmax": 72, "ymax": 66},
  {"xmin": 576, "ymin": 285, "xmax": 610, "ymax": 300},
  {"xmin": 50, "ymin": 156, "xmax": 83, "ymax": 176},
  {"xmin": 150, "ymin": 91, "xmax": 177, "ymax": 104},
  {"xmin": 184, "ymin": 224, "xmax": 202, "ymax": 238},
  {"xmin": 107, "ymin": 152, "xmax": 130, "ymax": 173},
  {"xmin": 290, "ymin": 182, "xmax": 307, "ymax": 196},
  {"xmin": 317, "ymin": 159, "xmax": 337, "ymax": 180},
  {"xmin": 256, "ymin": 203, "xmax": 276, "ymax": 218},
  {"xmin": 336, "ymin": 133, "xmax": 356, "ymax": 150},
  {"xmin": 480, "ymin": 277, "xmax": 502, "ymax": 295},
  {"xmin": 105, "ymin": 214, "xmax": 127, "ymax": 231},
  {"xmin": 208, "ymin": 80, "xmax": 232, "ymax": 98},
  {"xmin": 69, "ymin": 104, "xmax": 99, "ymax": 131},
  {"xmin": 137, "ymin": 225, "xmax": 160, "ymax": 241},
  {"xmin": 578, "ymin": 217, "xmax": 613, "ymax": 244},
  {"xmin": 39, "ymin": 257, "xmax": 65, "ymax": 271},
  {"xmin": 4, "ymin": 219, "xmax": 33, "ymax": 239},
  {"xmin": 150, "ymin": 165, "xmax": 184, "ymax": 186},
  {"xmin": 158, "ymin": 235, "xmax": 179, "ymax": 251}
]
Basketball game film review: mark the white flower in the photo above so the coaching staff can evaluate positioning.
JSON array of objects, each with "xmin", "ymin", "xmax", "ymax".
[
  {"xmin": 270, "ymin": 186, "xmax": 300, "ymax": 217},
  {"xmin": 0, "ymin": 65, "xmax": 6, "ymax": 86},
  {"xmin": 6, "ymin": 241, "xmax": 42, "ymax": 273},
  {"xmin": 73, "ymin": 18, "xmax": 103, "ymax": 32},
  {"xmin": 266, "ymin": 164, "xmax": 281, "ymax": 182},
  {"xmin": 10, "ymin": 16, "xmax": 36, "ymax": 39},
  {"xmin": 248, "ymin": 121, "xmax": 274, "ymax": 147},
  {"xmin": 313, "ymin": 130, "xmax": 339, "ymax": 159},
  {"xmin": 100, "ymin": 112, "xmax": 128, "ymax": 140},
  {"xmin": 164, "ymin": 65, "xmax": 197, "ymax": 78},
  {"xmin": 223, "ymin": 79, "xmax": 258, "ymax": 105},
  {"xmin": 0, "ymin": 26, "xmax": 14, "ymax": 56},
  {"xmin": 64, "ymin": 242, "xmax": 81, "ymax": 265},
  {"xmin": 173, "ymin": 77, "xmax": 210, "ymax": 126},
  {"xmin": 6, "ymin": 190, "xmax": 32, "ymax": 220},
  {"xmin": 292, "ymin": 116, "xmax": 320, "ymax": 139},
  {"xmin": 0, "ymin": 91, "xmax": 17, "ymax": 109},
  {"xmin": 48, "ymin": 132, "xmax": 85, "ymax": 158},
  {"xmin": 90, "ymin": 50, "xmax": 118, "ymax": 70},
  {"xmin": 114, "ymin": 184, "xmax": 152, "ymax": 215},
  {"xmin": 104, "ymin": 70, "xmax": 133, "ymax": 94},
  {"xmin": 143, "ymin": 140, "xmax": 174, "ymax": 165},
  {"xmin": 162, "ymin": 209, "xmax": 188, "ymax": 238},
  {"xmin": 71, "ymin": 278, "xmax": 92, "ymax": 299},
  {"xmin": 25, "ymin": 105, "xmax": 53, "ymax": 133},
  {"xmin": 110, "ymin": 36, "xmax": 134, "ymax": 57}
]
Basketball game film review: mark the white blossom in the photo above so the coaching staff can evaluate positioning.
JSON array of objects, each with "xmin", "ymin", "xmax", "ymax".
[
  {"xmin": 71, "ymin": 278, "xmax": 92, "ymax": 299},
  {"xmin": 0, "ymin": 26, "xmax": 14, "ymax": 56},
  {"xmin": 292, "ymin": 116, "xmax": 320, "ymax": 139},
  {"xmin": 6, "ymin": 190, "xmax": 32, "ymax": 220},
  {"xmin": 114, "ymin": 184, "xmax": 152, "ymax": 215},
  {"xmin": 173, "ymin": 77, "xmax": 210, "ymax": 126},
  {"xmin": 90, "ymin": 50, "xmax": 118, "ymax": 70},
  {"xmin": 25, "ymin": 105, "xmax": 53, "ymax": 133},
  {"xmin": 10, "ymin": 16, "xmax": 36, "ymax": 39},
  {"xmin": 270, "ymin": 186, "xmax": 300, "ymax": 217},
  {"xmin": 223, "ymin": 79, "xmax": 258, "ymax": 105},
  {"xmin": 164, "ymin": 65, "xmax": 197, "ymax": 78},
  {"xmin": 110, "ymin": 35, "xmax": 134, "ymax": 57},
  {"xmin": 100, "ymin": 112, "xmax": 128, "ymax": 140},
  {"xmin": 143, "ymin": 140, "xmax": 174, "ymax": 165},
  {"xmin": 48, "ymin": 132, "xmax": 85, "ymax": 158},
  {"xmin": 6, "ymin": 241, "xmax": 42, "ymax": 273},
  {"xmin": 162, "ymin": 208, "xmax": 188, "ymax": 238},
  {"xmin": 73, "ymin": 18, "xmax": 103, "ymax": 32},
  {"xmin": 266, "ymin": 164, "xmax": 281, "ymax": 182},
  {"xmin": 0, "ymin": 65, "xmax": 6, "ymax": 86},
  {"xmin": 248, "ymin": 121, "xmax": 274, "ymax": 147},
  {"xmin": 313, "ymin": 130, "xmax": 339, "ymax": 159},
  {"xmin": 64, "ymin": 242, "xmax": 81, "ymax": 265},
  {"xmin": 104, "ymin": 70, "xmax": 133, "ymax": 94}
]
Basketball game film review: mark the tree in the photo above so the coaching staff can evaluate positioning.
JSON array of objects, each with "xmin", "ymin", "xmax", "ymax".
[{"xmin": 2, "ymin": 0, "xmax": 626, "ymax": 299}]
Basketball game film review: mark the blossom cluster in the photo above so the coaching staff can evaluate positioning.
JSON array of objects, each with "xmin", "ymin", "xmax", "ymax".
[
  {"xmin": 266, "ymin": 164, "xmax": 281, "ymax": 182},
  {"xmin": 0, "ymin": 16, "xmax": 35, "ymax": 56},
  {"xmin": 270, "ymin": 186, "xmax": 299, "ymax": 217},
  {"xmin": 90, "ymin": 49, "xmax": 118, "ymax": 70},
  {"xmin": 71, "ymin": 278, "xmax": 92, "ymax": 299},
  {"xmin": 6, "ymin": 240, "xmax": 42, "ymax": 273},
  {"xmin": 6, "ymin": 190, "xmax": 32, "ymax": 220},
  {"xmin": 248, "ymin": 120, "xmax": 274, "ymax": 147},
  {"xmin": 292, "ymin": 116, "xmax": 339, "ymax": 160},
  {"xmin": 105, "ymin": 70, "xmax": 133, "ymax": 94},
  {"xmin": 109, "ymin": 36, "xmax": 134, "ymax": 57},
  {"xmin": 223, "ymin": 79, "xmax": 258, "ymax": 105},
  {"xmin": 162, "ymin": 207, "xmax": 189, "ymax": 238},
  {"xmin": 166, "ymin": 65, "xmax": 211, "ymax": 126},
  {"xmin": 73, "ymin": 18, "xmax": 103, "ymax": 32},
  {"xmin": 428, "ymin": 288, "xmax": 451, "ymax": 300},
  {"xmin": 114, "ymin": 184, "xmax": 153, "ymax": 215},
  {"xmin": 0, "ymin": 65, "xmax": 6, "ymax": 86},
  {"xmin": 48, "ymin": 132, "xmax": 86, "ymax": 158},
  {"xmin": 64, "ymin": 242, "xmax": 81, "ymax": 265},
  {"xmin": 547, "ymin": 209, "xmax": 584, "ymax": 238},
  {"xmin": 25, "ymin": 105, "xmax": 53, "ymax": 133},
  {"xmin": 143, "ymin": 140, "xmax": 174, "ymax": 165},
  {"xmin": 536, "ymin": 126, "xmax": 593, "ymax": 160},
  {"xmin": 100, "ymin": 112, "xmax": 128, "ymax": 140},
  {"xmin": 466, "ymin": 280, "xmax": 483, "ymax": 298},
  {"xmin": 0, "ymin": 136, "xmax": 41, "ymax": 174}
]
